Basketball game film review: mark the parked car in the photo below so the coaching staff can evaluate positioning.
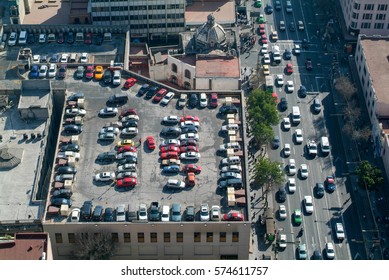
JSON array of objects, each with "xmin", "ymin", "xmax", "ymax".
[
  {"xmin": 219, "ymin": 105, "xmax": 238, "ymax": 114},
  {"xmin": 94, "ymin": 172, "xmax": 115, "ymax": 182},
  {"xmin": 180, "ymin": 152, "xmax": 200, "ymax": 160},
  {"xmin": 189, "ymin": 93, "xmax": 198, "ymax": 107},
  {"xmin": 29, "ymin": 65, "xmax": 39, "ymax": 79},
  {"xmin": 161, "ymin": 92, "xmax": 174, "ymax": 105},
  {"xmin": 85, "ymin": 65, "xmax": 94, "ymax": 79},
  {"xmin": 99, "ymin": 107, "xmax": 118, "ymax": 117},
  {"xmin": 63, "ymin": 124, "xmax": 82, "ymax": 134},
  {"xmin": 112, "ymin": 70, "xmax": 121, "ymax": 86},
  {"xmin": 182, "ymin": 164, "xmax": 201, "ymax": 174},
  {"xmin": 52, "ymin": 189, "xmax": 73, "ymax": 199},
  {"xmin": 38, "ymin": 65, "xmax": 48, "ymax": 78},
  {"xmin": 161, "ymin": 127, "xmax": 181, "ymax": 138},
  {"xmin": 123, "ymin": 77, "xmax": 137, "ymax": 89},
  {"xmin": 153, "ymin": 88, "xmax": 168, "ymax": 103},
  {"xmin": 146, "ymin": 136, "xmax": 156, "ymax": 150},
  {"xmin": 162, "ymin": 115, "xmax": 179, "ymax": 125},
  {"xmin": 103, "ymin": 69, "xmax": 112, "ymax": 84},
  {"xmin": 222, "ymin": 210, "xmax": 244, "ymax": 221},
  {"xmin": 166, "ymin": 179, "xmax": 186, "ymax": 189},
  {"xmin": 200, "ymin": 203, "xmax": 210, "ymax": 221},
  {"xmin": 335, "ymin": 222, "xmax": 345, "ymax": 240},
  {"xmin": 57, "ymin": 65, "xmax": 67, "ymax": 79},
  {"xmin": 138, "ymin": 84, "xmax": 150, "ymax": 95},
  {"xmin": 116, "ymin": 171, "xmax": 137, "ymax": 180},
  {"xmin": 210, "ymin": 93, "xmax": 218, "ymax": 107},
  {"xmin": 80, "ymin": 52, "xmax": 88, "ymax": 63},
  {"xmin": 94, "ymin": 66, "xmax": 103, "ymax": 80},
  {"xmin": 117, "ymin": 177, "xmax": 137, "ymax": 187}
]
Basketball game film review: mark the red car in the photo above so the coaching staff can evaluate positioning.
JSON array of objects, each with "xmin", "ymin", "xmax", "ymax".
[
  {"xmin": 85, "ymin": 65, "xmax": 94, "ymax": 79},
  {"xmin": 285, "ymin": 63, "xmax": 293, "ymax": 74},
  {"xmin": 258, "ymin": 24, "xmax": 266, "ymax": 34},
  {"xmin": 160, "ymin": 146, "xmax": 180, "ymax": 153},
  {"xmin": 146, "ymin": 136, "xmax": 156, "ymax": 150},
  {"xmin": 261, "ymin": 34, "xmax": 268, "ymax": 44},
  {"xmin": 180, "ymin": 115, "xmax": 200, "ymax": 122},
  {"xmin": 153, "ymin": 88, "xmax": 168, "ymax": 102},
  {"xmin": 210, "ymin": 93, "xmax": 218, "ymax": 107},
  {"xmin": 123, "ymin": 78, "xmax": 137, "ymax": 89},
  {"xmin": 272, "ymin": 92, "xmax": 278, "ymax": 103},
  {"xmin": 84, "ymin": 33, "xmax": 92, "ymax": 44},
  {"xmin": 182, "ymin": 164, "xmax": 201, "ymax": 174},
  {"xmin": 118, "ymin": 146, "xmax": 137, "ymax": 153},
  {"xmin": 117, "ymin": 177, "xmax": 137, "ymax": 187},
  {"xmin": 222, "ymin": 211, "xmax": 245, "ymax": 221},
  {"xmin": 160, "ymin": 152, "xmax": 179, "ymax": 159},
  {"xmin": 180, "ymin": 146, "xmax": 199, "ymax": 153},
  {"xmin": 180, "ymin": 139, "xmax": 198, "ymax": 147},
  {"xmin": 121, "ymin": 108, "xmax": 138, "ymax": 117}
]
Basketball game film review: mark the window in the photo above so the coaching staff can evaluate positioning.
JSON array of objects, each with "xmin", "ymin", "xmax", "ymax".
[
  {"xmin": 194, "ymin": 232, "xmax": 201, "ymax": 242},
  {"xmin": 352, "ymin": 12, "xmax": 359, "ymax": 19},
  {"xmin": 354, "ymin": 3, "xmax": 360, "ymax": 10},
  {"xmin": 150, "ymin": 232, "xmax": 157, "ymax": 243},
  {"xmin": 176, "ymin": 232, "xmax": 183, "ymax": 243},
  {"xmin": 364, "ymin": 4, "xmax": 374, "ymax": 10},
  {"xmin": 232, "ymin": 232, "xmax": 239, "ymax": 242},
  {"xmin": 351, "ymin": 21, "xmax": 358, "ymax": 28},
  {"xmin": 206, "ymin": 232, "xmax": 213, "ymax": 242},
  {"xmin": 376, "ymin": 14, "xmax": 386, "ymax": 20},
  {"xmin": 374, "ymin": 22, "xmax": 384, "ymax": 29},
  {"xmin": 138, "ymin": 233, "xmax": 145, "ymax": 243},
  {"xmin": 171, "ymin": 63, "xmax": 177, "ymax": 73},
  {"xmin": 111, "ymin": 233, "xmax": 119, "ymax": 243},
  {"xmin": 378, "ymin": 4, "xmax": 388, "ymax": 11},
  {"xmin": 55, "ymin": 233, "xmax": 63, "ymax": 243},
  {"xmin": 164, "ymin": 232, "xmax": 170, "ymax": 243},
  {"xmin": 124, "ymin": 233, "xmax": 131, "ymax": 243},
  {"xmin": 361, "ymin": 22, "xmax": 371, "ymax": 28},
  {"xmin": 184, "ymin": 69, "xmax": 191, "ymax": 79},
  {"xmin": 68, "ymin": 233, "xmax": 75, "ymax": 244},
  {"xmin": 362, "ymin": 13, "xmax": 372, "ymax": 20},
  {"xmin": 220, "ymin": 232, "xmax": 226, "ymax": 242}
]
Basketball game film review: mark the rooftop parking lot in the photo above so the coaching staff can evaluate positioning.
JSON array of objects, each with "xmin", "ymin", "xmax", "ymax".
[{"xmin": 59, "ymin": 72, "xmax": 245, "ymax": 221}]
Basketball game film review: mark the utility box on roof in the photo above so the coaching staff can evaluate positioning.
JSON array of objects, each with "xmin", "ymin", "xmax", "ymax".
[
  {"xmin": 225, "ymin": 97, "xmax": 232, "ymax": 105},
  {"xmin": 71, "ymin": 135, "xmax": 79, "ymax": 145},
  {"xmin": 74, "ymin": 116, "xmax": 83, "ymax": 125},
  {"xmin": 64, "ymin": 180, "xmax": 73, "ymax": 190},
  {"xmin": 77, "ymin": 98, "xmax": 85, "ymax": 108},
  {"xmin": 60, "ymin": 205, "xmax": 69, "ymax": 216},
  {"xmin": 67, "ymin": 157, "xmax": 76, "ymax": 167}
]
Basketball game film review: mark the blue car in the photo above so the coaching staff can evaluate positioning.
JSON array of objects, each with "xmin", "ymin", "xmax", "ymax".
[
  {"xmin": 163, "ymin": 165, "xmax": 180, "ymax": 173},
  {"xmin": 325, "ymin": 176, "xmax": 336, "ymax": 192},
  {"xmin": 30, "ymin": 65, "xmax": 39, "ymax": 79}
]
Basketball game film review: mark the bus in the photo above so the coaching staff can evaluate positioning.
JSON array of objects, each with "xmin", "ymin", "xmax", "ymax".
[{"xmin": 265, "ymin": 75, "xmax": 274, "ymax": 93}]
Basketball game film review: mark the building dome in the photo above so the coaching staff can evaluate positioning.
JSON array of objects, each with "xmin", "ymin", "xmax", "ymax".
[{"xmin": 195, "ymin": 14, "xmax": 227, "ymax": 50}]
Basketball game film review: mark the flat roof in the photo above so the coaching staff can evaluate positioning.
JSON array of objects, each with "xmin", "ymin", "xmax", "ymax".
[
  {"xmin": 360, "ymin": 37, "xmax": 389, "ymax": 115},
  {"xmin": 185, "ymin": 1, "xmax": 235, "ymax": 26},
  {"xmin": 196, "ymin": 55, "xmax": 240, "ymax": 78},
  {"xmin": 0, "ymin": 233, "xmax": 48, "ymax": 260},
  {"xmin": 22, "ymin": 1, "xmax": 71, "ymax": 24}
]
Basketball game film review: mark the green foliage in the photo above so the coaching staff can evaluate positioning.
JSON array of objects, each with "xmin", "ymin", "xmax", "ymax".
[
  {"xmin": 253, "ymin": 157, "xmax": 283, "ymax": 190},
  {"xmin": 72, "ymin": 232, "xmax": 116, "ymax": 260},
  {"xmin": 355, "ymin": 160, "xmax": 384, "ymax": 191}
]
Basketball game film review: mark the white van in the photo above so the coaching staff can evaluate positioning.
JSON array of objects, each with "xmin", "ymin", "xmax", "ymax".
[
  {"xmin": 292, "ymin": 106, "xmax": 301, "ymax": 124},
  {"xmin": 321, "ymin": 137, "xmax": 330, "ymax": 154},
  {"xmin": 18, "ymin": 31, "xmax": 27, "ymax": 45},
  {"xmin": 75, "ymin": 32, "xmax": 84, "ymax": 42}
]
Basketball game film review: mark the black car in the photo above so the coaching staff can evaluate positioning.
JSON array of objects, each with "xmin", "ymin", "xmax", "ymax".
[
  {"xmin": 315, "ymin": 183, "xmax": 325, "ymax": 198},
  {"xmin": 81, "ymin": 201, "xmax": 93, "ymax": 220},
  {"xmin": 122, "ymin": 119, "xmax": 138, "ymax": 128},
  {"xmin": 289, "ymin": 22, "xmax": 296, "ymax": 32},
  {"xmin": 52, "ymin": 189, "xmax": 73, "ymax": 199},
  {"xmin": 305, "ymin": 59, "xmax": 313, "ymax": 71},
  {"xmin": 92, "ymin": 205, "xmax": 104, "ymax": 221},
  {"xmin": 161, "ymin": 127, "xmax": 181, "ymax": 137},
  {"xmin": 274, "ymin": 0, "xmax": 281, "ymax": 11},
  {"xmin": 117, "ymin": 156, "xmax": 137, "ymax": 165},
  {"xmin": 95, "ymin": 33, "xmax": 103, "ymax": 45},
  {"xmin": 277, "ymin": 187, "xmax": 287, "ymax": 202},
  {"xmin": 298, "ymin": 85, "xmax": 307, "ymax": 98},
  {"xmin": 57, "ymin": 166, "xmax": 77, "ymax": 175},
  {"xmin": 104, "ymin": 207, "xmax": 114, "ymax": 222},
  {"xmin": 127, "ymin": 211, "xmax": 137, "ymax": 222},
  {"xmin": 66, "ymin": 32, "xmax": 74, "ymax": 44},
  {"xmin": 40, "ymin": 55, "xmax": 48, "ymax": 63},
  {"xmin": 138, "ymin": 84, "xmax": 150, "ymax": 95},
  {"xmin": 280, "ymin": 97, "xmax": 288, "ymax": 111},
  {"xmin": 63, "ymin": 124, "xmax": 82, "ymax": 134},
  {"xmin": 265, "ymin": 4, "xmax": 273, "ymax": 14},
  {"xmin": 146, "ymin": 86, "xmax": 159, "ymax": 98},
  {"xmin": 68, "ymin": 92, "xmax": 85, "ymax": 101},
  {"xmin": 181, "ymin": 125, "xmax": 198, "ymax": 134},
  {"xmin": 273, "ymin": 135, "xmax": 280, "ymax": 149},
  {"xmin": 50, "ymin": 53, "xmax": 60, "ymax": 63},
  {"xmin": 302, "ymin": 39, "xmax": 309, "ymax": 49},
  {"xmin": 57, "ymin": 32, "xmax": 64, "ymax": 44},
  {"xmin": 60, "ymin": 143, "xmax": 80, "ymax": 152},
  {"xmin": 51, "ymin": 198, "xmax": 72, "ymax": 207},
  {"xmin": 189, "ymin": 94, "xmax": 198, "ymax": 107},
  {"xmin": 97, "ymin": 151, "xmax": 116, "ymax": 163},
  {"xmin": 220, "ymin": 105, "xmax": 238, "ymax": 114},
  {"xmin": 284, "ymin": 49, "xmax": 292, "ymax": 60},
  {"xmin": 27, "ymin": 33, "xmax": 35, "ymax": 44},
  {"xmin": 103, "ymin": 69, "xmax": 112, "ymax": 84},
  {"xmin": 312, "ymin": 250, "xmax": 323, "ymax": 260}
]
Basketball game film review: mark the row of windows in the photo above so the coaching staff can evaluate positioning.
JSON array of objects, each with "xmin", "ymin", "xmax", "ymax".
[
  {"xmin": 91, "ymin": 4, "xmax": 184, "ymax": 11},
  {"xmin": 55, "ymin": 232, "xmax": 240, "ymax": 244},
  {"xmin": 171, "ymin": 65, "xmax": 192, "ymax": 79},
  {"xmin": 361, "ymin": 13, "xmax": 386, "ymax": 20},
  {"xmin": 354, "ymin": 3, "xmax": 388, "ymax": 11},
  {"xmin": 351, "ymin": 21, "xmax": 389, "ymax": 29}
]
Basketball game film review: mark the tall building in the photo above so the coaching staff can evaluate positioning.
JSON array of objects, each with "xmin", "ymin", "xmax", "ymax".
[
  {"xmin": 340, "ymin": 0, "xmax": 389, "ymax": 36},
  {"xmin": 89, "ymin": 0, "xmax": 186, "ymax": 41}
]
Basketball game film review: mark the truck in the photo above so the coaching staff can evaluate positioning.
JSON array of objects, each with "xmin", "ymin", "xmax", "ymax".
[
  {"xmin": 292, "ymin": 106, "xmax": 301, "ymax": 124},
  {"xmin": 149, "ymin": 202, "xmax": 160, "ymax": 221},
  {"xmin": 265, "ymin": 75, "xmax": 274, "ymax": 93}
]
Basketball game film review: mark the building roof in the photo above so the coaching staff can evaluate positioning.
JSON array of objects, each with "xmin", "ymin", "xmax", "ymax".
[
  {"xmin": 359, "ymin": 36, "xmax": 389, "ymax": 117},
  {"xmin": 185, "ymin": 1, "xmax": 235, "ymax": 26},
  {"xmin": 0, "ymin": 233, "xmax": 49, "ymax": 260},
  {"xmin": 195, "ymin": 14, "xmax": 227, "ymax": 50},
  {"xmin": 196, "ymin": 55, "xmax": 240, "ymax": 78},
  {"xmin": 22, "ymin": 1, "xmax": 72, "ymax": 24}
]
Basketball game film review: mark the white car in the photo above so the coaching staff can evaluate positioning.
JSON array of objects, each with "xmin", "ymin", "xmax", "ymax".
[
  {"xmin": 288, "ymin": 158, "xmax": 296, "ymax": 175},
  {"xmin": 221, "ymin": 124, "xmax": 239, "ymax": 132},
  {"xmin": 163, "ymin": 115, "xmax": 179, "ymax": 124},
  {"xmin": 117, "ymin": 152, "xmax": 137, "ymax": 160},
  {"xmin": 288, "ymin": 178, "xmax": 296, "ymax": 193},
  {"xmin": 307, "ymin": 140, "xmax": 318, "ymax": 156},
  {"xmin": 304, "ymin": 195, "xmax": 314, "ymax": 213},
  {"xmin": 286, "ymin": 80, "xmax": 294, "ymax": 92},
  {"xmin": 180, "ymin": 152, "xmax": 200, "ymax": 160},
  {"xmin": 277, "ymin": 233, "xmax": 287, "ymax": 249},
  {"xmin": 181, "ymin": 121, "xmax": 200, "ymax": 128},
  {"xmin": 65, "ymin": 108, "xmax": 86, "ymax": 116},
  {"xmin": 279, "ymin": 205, "xmax": 287, "ymax": 219},
  {"xmin": 100, "ymin": 126, "xmax": 119, "ymax": 135},
  {"xmin": 138, "ymin": 203, "xmax": 148, "ymax": 221},
  {"xmin": 48, "ymin": 63, "xmax": 57, "ymax": 78},
  {"xmin": 300, "ymin": 164, "xmax": 309, "ymax": 178},
  {"xmin": 8, "ymin": 32, "xmax": 17, "ymax": 46},
  {"xmin": 121, "ymin": 127, "xmax": 138, "ymax": 136},
  {"xmin": 283, "ymin": 143, "xmax": 291, "ymax": 157},
  {"xmin": 220, "ymin": 172, "xmax": 242, "ymax": 179},
  {"xmin": 263, "ymin": 54, "xmax": 271, "ymax": 64},
  {"xmin": 39, "ymin": 33, "xmax": 46, "ymax": 43},
  {"xmin": 112, "ymin": 70, "xmax": 121, "ymax": 86},
  {"xmin": 161, "ymin": 205, "xmax": 170, "ymax": 222},
  {"xmin": 199, "ymin": 93, "xmax": 207, "ymax": 108},
  {"xmin": 33, "ymin": 54, "xmax": 41, "ymax": 63},
  {"xmin": 276, "ymin": 74, "xmax": 284, "ymax": 86},
  {"xmin": 200, "ymin": 203, "xmax": 210, "ymax": 221},
  {"xmin": 221, "ymin": 164, "xmax": 242, "ymax": 172},
  {"xmin": 116, "ymin": 171, "xmax": 137, "ymax": 179},
  {"xmin": 283, "ymin": 117, "xmax": 291, "ymax": 130},
  {"xmin": 99, "ymin": 107, "xmax": 118, "ymax": 117},
  {"xmin": 161, "ymin": 139, "xmax": 180, "ymax": 147},
  {"xmin": 117, "ymin": 163, "xmax": 137, "ymax": 173},
  {"xmin": 60, "ymin": 53, "xmax": 69, "ymax": 63},
  {"xmin": 295, "ymin": 129, "xmax": 303, "ymax": 144},
  {"xmin": 294, "ymin": 44, "xmax": 301, "ymax": 54},
  {"xmin": 38, "ymin": 65, "xmax": 48, "ymax": 78},
  {"xmin": 161, "ymin": 92, "xmax": 174, "ymax": 105},
  {"xmin": 260, "ymin": 44, "xmax": 268, "ymax": 54},
  {"xmin": 325, "ymin": 242, "xmax": 335, "ymax": 259},
  {"xmin": 210, "ymin": 205, "xmax": 221, "ymax": 221},
  {"xmin": 166, "ymin": 179, "xmax": 186, "ymax": 189},
  {"xmin": 94, "ymin": 171, "xmax": 115, "ymax": 182},
  {"xmin": 80, "ymin": 52, "xmax": 88, "ymax": 63},
  {"xmin": 121, "ymin": 115, "xmax": 139, "ymax": 122},
  {"xmin": 335, "ymin": 223, "xmax": 345, "ymax": 240},
  {"xmin": 180, "ymin": 133, "xmax": 199, "ymax": 141}
]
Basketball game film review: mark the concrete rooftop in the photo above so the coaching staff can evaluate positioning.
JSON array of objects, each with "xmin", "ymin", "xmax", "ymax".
[{"xmin": 185, "ymin": 1, "xmax": 236, "ymax": 26}]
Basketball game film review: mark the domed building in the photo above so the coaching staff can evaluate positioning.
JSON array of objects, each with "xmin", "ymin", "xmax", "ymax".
[{"xmin": 194, "ymin": 14, "xmax": 227, "ymax": 51}]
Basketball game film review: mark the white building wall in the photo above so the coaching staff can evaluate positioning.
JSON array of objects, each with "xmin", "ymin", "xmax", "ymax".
[{"xmin": 195, "ymin": 77, "xmax": 239, "ymax": 91}]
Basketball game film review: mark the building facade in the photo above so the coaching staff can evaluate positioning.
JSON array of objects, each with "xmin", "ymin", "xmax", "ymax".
[
  {"xmin": 89, "ymin": 0, "xmax": 186, "ymax": 41},
  {"xmin": 340, "ymin": 0, "xmax": 389, "ymax": 36}
]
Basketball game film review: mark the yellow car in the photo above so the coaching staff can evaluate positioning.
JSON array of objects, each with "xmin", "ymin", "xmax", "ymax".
[
  {"xmin": 94, "ymin": 66, "xmax": 103, "ymax": 80},
  {"xmin": 263, "ymin": 65, "xmax": 270, "ymax": 75},
  {"xmin": 116, "ymin": 139, "xmax": 135, "ymax": 147}
]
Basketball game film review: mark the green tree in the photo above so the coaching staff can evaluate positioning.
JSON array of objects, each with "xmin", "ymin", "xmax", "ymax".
[
  {"xmin": 355, "ymin": 160, "xmax": 384, "ymax": 191},
  {"xmin": 251, "ymin": 122, "xmax": 274, "ymax": 149},
  {"xmin": 72, "ymin": 231, "xmax": 116, "ymax": 260}
]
